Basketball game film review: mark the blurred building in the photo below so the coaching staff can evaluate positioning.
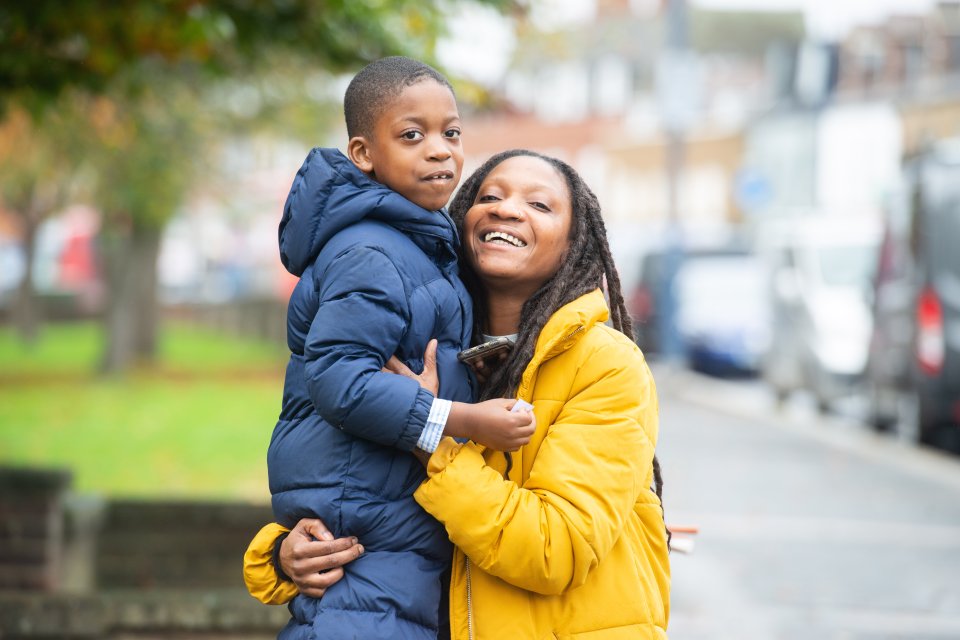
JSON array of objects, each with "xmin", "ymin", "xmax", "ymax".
[
  {"xmin": 462, "ymin": 0, "xmax": 805, "ymax": 284},
  {"xmin": 8, "ymin": 0, "xmax": 960, "ymax": 324},
  {"xmin": 157, "ymin": 136, "xmax": 308, "ymax": 306},
  {"xmin": 739, "ymin": 1, "xmax": 960, "ymax": 221},
  {"xmin": 837, "ymin": 4, "xmax": 960, "ymax": 98}
]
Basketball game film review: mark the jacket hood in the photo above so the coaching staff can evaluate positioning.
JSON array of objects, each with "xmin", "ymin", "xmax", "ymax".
[{"xmin": 278, "ymin": 147, "xmax": 459, "ymax": 276}]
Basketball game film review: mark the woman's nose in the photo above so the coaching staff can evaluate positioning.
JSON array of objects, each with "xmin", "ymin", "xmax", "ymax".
[{"xmin": 491, "ymin": 198, "xmax": 523, "ymax": 220}]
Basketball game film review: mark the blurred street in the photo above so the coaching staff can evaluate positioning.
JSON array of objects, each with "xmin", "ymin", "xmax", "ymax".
[{"xmin": 654, "ymin": 364, "xmax": 960, "ymax": 640}]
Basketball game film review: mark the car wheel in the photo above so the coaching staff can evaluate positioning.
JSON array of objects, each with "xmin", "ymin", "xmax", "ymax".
[
  {"xmin": 772, "ymin": 386, "xmax": 790, "ymax": 407},
  {"xmin": 915, "ymin": 399, "xmax": 960, "ymax": 452},
  {"xmin": 870, "ymin": 413, "xmax": 896, "ymax": 433},
  {"xmin": 867, "ymin": 384, "xmax": 897, "ymax": 433},
  {"xmin": 895, "ymin": 391, "xmax": 921, "ymax": 444},
  {"xmin": 816, "ymin": 397, "xmax": 832, "ymax": 415}
]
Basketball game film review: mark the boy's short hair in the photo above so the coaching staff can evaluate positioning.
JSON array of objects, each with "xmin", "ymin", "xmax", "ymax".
[{"xmin": 344, "ymin": 56, "xmax": 454, "ymax": 139}]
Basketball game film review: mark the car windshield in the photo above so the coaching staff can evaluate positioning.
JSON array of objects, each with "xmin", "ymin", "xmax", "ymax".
[
  {"xmin": 675, "ymin": 256, "xmax": 768, "ymax": 330},
  {"xmin": 815, "ymin": 246, "xmax": 876, "ymax": 288}
]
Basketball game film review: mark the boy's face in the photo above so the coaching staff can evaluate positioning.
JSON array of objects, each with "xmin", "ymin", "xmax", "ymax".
[{"xmin": 348, "ymin": 79, "xmax": 464, "ymax": 211}]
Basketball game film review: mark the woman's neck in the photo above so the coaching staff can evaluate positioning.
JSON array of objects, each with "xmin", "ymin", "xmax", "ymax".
[{"xmin": 483, "ymin": 292, "xmax": 525, "ymax": 336}]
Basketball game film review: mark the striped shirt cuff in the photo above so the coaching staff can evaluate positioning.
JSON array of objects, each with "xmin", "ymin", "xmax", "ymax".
[{"xmin": 417, "ymin": 398, "xmax": 451, "ymax": 453}]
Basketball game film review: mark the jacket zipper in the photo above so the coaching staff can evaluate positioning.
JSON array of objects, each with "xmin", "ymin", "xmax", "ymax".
[
  {"xmin": 466, "ymin": 556, "xmax": 474, "ymax": 640},
  {"xmin": 464, "ymin": 324, "xmax": 585, "ymax": 640}
]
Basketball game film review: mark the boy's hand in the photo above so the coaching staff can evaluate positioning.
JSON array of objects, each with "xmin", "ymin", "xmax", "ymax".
[
  {"xmin": 447, "ymin": 399, "xmax": 536, "ymax": 451},
  {"xmin": 279, "ymin": 518, "xmax": 364, "ymax": 599},
  {"xmin": 382, "ymin": 339, "xmax": 439, "ymax": 396}
]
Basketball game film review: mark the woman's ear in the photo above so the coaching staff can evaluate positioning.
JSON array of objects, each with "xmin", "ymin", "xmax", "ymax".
[{"xmin": 347, "ymin": 136, "xmax": 374, "ymax": 175}]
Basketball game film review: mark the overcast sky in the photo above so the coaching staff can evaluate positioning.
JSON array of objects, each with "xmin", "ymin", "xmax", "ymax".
[{"xmin": 438, "ymin": 0, "xmax": 941, "ymax": 84}]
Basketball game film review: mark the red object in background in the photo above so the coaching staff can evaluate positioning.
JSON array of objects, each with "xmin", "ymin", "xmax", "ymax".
[
  {"xmin": 277, "ymin": 268, "xmax": 298, "ymax": 301},
  {"xmin": 59, "ymin": 232, "xmax": 97, "ymax": 289},
  {"xmin": 629, "ymin": 284, "xmax": 652, "ymax": 321},
  {"xmin": 916, "ymin": 286, "xmax": 945, "ymax": 376}
]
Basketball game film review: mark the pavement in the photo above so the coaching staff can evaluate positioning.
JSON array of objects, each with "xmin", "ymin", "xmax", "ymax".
[{"xmin": 650, "ymin": 364, "xmax": 960, "ymax": 640}]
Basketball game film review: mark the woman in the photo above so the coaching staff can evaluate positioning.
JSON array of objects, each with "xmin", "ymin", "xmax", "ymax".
[{"xmin": 246, "ymin": 149, "xmax": 671, "ymax": 639}]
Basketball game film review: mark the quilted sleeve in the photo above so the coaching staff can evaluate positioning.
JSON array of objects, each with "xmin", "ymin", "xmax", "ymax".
[{"xmin": 303, "ymin": 245, "xmax": 433, "ymax": 450}]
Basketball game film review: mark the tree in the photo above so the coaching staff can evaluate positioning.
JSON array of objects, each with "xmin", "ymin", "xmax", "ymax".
[
  {"xmin": 0, "ymin": 0, "xmax": 516, "ymax": 110},
  {"xmin": 73, "ymin": 72, "xmax": 208, "ymax": 371},
  {"xmin": 0, "ymin": 0, "xmax": 517, "ymax": 372},
  {"xmin": 0, "ymin": 102, "xmax": 80, "ymax": 344}
]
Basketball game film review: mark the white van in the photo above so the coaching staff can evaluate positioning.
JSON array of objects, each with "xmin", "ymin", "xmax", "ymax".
[{"xmin": 757, "ymin": 215, "xmax": 882, "ymax": 412}]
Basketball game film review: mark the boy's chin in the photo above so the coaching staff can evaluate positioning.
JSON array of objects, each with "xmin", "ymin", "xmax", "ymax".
[{"xmin": 414, "ymin": 196, "xmax": 451, "ymax": 211}]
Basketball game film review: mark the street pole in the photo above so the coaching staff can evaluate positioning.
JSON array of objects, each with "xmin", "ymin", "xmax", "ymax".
[{"xmin": 657, "ymin": 0, "xmax": 691, "ymax": 361}]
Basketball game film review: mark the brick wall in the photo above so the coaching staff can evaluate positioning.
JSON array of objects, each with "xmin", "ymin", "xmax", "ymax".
[{"xmin": 0, "ymin": 467, "xmax": 291, "ymax": 638}]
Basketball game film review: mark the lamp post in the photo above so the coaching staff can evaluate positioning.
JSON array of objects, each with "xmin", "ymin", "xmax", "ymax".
[{"xmin": 656, "ymin": 0, "xmax": 696, "ymax": 360}]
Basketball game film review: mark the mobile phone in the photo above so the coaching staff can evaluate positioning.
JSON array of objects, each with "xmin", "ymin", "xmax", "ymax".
[{"xmin": 457, "ymin": 336, "xmax": 514, "ymax": 365}]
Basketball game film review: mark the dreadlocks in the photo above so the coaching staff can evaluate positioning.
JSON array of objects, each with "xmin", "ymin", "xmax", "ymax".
[{"xmin": 449, "ymin": 149, "xmax": 668, "ymax": 530}]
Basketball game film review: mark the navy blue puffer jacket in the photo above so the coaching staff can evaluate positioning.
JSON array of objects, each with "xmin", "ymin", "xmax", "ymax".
[{"xmin": 269, "ymin": 148, "xmax": 475, "ymax": 640}]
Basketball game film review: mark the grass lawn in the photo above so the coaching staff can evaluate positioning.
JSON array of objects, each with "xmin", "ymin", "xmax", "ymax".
[{"xmin": 0, "ymin": 322, "xmax": 287, "ymax": 501}]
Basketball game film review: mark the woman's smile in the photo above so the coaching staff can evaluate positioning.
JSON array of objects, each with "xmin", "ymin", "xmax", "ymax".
[
  {"xmin": 480, "ymin": 229, "xmax": 528, "ymax": 248},
  {"xmin": 463, "ymin": 155, "xmax": 572, "ymax": 297}
]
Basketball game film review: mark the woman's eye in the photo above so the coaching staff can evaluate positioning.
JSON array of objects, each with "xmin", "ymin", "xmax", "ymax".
[
  {"xmin": 531, "ymin": 202, "xmax": 550, "ymax": 211},
  {"xmin": 445, "ymin": 129, "xmax": 461, "ymax": 139},
  {"xmin": 401, "ymin": 131, "xmax": 423, "ymax": 140}
]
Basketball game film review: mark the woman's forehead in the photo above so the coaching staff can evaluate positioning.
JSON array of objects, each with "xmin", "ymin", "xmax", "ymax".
[{"xmin": 484, "ymin": 156, "xmax": 568, "ymax": 196}]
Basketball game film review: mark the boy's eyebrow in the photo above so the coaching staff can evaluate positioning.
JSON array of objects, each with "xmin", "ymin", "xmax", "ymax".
[{"xmin": 392, "ymin": 113, "xmax": 462, "ymax": 127}]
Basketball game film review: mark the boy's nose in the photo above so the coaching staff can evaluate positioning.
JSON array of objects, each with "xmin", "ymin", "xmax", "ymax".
[{"xmin": 426, "ymin": 136, "xmax": 452, "ymax": 160}]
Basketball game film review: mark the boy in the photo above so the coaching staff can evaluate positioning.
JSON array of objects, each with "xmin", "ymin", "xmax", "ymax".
[{"xmin": 257, "ymin": 57, "xmax": 533, "ymax": 640}]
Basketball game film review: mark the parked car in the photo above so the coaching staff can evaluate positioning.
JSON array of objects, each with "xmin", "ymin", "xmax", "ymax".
[
  {"xmin": 628, "ymin": 249, "xmax": 667, "ymax": 356},
  {"xmin": 865, "ymin": 140, "xmax": 960, "ymax": 447},
  {"xmin": 674, "ymin": 253, "xmax": 770, "ymax": 377},
  {"xmin": 758, "ymin": 215, "xmax": 881, "ymax": 412},
  {"xmin": 627, "ymin": 237, "xmax": 751, "ymax": 359}
]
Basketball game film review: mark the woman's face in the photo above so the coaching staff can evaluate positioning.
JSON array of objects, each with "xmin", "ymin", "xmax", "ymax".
[{"xmin": 462, "ymin": 155, "xmax": 573, "ymax": 297}]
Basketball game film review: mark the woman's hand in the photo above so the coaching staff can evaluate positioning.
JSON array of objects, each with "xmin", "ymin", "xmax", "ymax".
[
  {"xmin": 411, "ymin": 447, "xmax": 433, "ymax": 468},
  {"xmin": 383, "ymin": 339, "xmax": 439, "ymax": 396},
  {"xmin": 466, "ymin": 349, "xmax": 509, "ymax": 386},
  {"xmin": 279, "ymin": 518, "xmax": 364, "ymax": 599}
]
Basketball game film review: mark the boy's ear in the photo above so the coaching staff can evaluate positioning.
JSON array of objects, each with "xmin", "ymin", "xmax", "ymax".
[{"xmin": 347, "ymin": 136, "xmax": 374, "ymax": 174}]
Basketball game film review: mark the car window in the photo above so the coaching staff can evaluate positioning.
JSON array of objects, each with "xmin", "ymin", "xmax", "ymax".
[
  {"xmin": 675, "ymin": 256, "xmax": 768, "ymax": 317},
  {"xmin": 815, "ymin": 245, "xmax": 877, "ymax": 288},
  {"xmin": 929, "ymin": 198, "xmax": 960, "ymax": 279}
]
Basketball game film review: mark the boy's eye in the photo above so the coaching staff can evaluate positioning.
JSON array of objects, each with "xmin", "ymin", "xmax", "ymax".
[
  {"xmin": 401, "ymin": 131, "xmax": 424, "ymax": 140},
  {"xmin": 444, "ymin": 129, "xmax": 461, "ymax": 139},
  {"xmin": 477, "ymin": 194, "xmax": 500, "ymax": 203}
]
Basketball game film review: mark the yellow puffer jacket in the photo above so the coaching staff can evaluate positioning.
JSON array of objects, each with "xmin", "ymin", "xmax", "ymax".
[{"xmin": 414, "ymin": 289, "xmax": 670, "ymax": 639}]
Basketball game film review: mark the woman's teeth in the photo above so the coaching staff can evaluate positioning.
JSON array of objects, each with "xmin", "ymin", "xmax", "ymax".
[{"xmin": 483, "ymin": 231, "xmax": 526, "ymax": 247}]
